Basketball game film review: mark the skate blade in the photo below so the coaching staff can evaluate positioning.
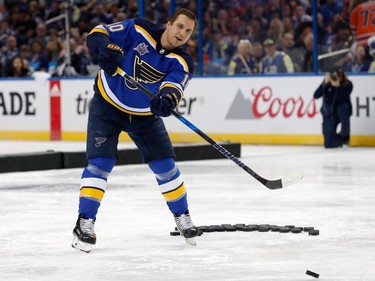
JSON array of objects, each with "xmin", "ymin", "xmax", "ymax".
[
  {"xmin": 185, "ymin": 237, "xmax": 197, "ymax": 246},
  {"xmin": 71, "ymin": 235, "xmax": 93, "ymax": 253}
]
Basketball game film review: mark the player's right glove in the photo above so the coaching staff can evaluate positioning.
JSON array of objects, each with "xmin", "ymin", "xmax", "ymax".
[
  {"xmin": 150, "ymin": 91, "xmax": 177, "ymax": 117},
  {"xmin": 97, "ymin": 43, "xmax": 124, "ymax": 76}
]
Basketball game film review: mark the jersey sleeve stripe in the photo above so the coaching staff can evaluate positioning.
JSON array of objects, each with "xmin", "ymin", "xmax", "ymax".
[
  {"xmin": 97, "ymin": 70, "xmax": 152, "ymax": 115},
  {"xmin": 135, "ymin": 24, "xmax": 157, "ymax": 49},
  {"xmin": 160, "ymin": 82, "xmax": 183, "ymax": 95},
  {"xmin": 88, "ymin": 25, "xmax": 109, "ymax": 36},
  {"xmin": 160, "ymin": 83, "xmax": 183, "ymax": 104},
  {"xmin": 166, "ymin": 53, "xmax": 190, "ymax": 73}
]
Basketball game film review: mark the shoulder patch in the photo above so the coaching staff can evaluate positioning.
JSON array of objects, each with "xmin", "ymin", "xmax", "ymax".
[{"xmin": 133, "ymin": 43, "xmax": 149, "ymax": 55}]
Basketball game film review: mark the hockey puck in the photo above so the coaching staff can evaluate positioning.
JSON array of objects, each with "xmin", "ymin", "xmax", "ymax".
[
  {"xmin": 291, "ymin": 227, "xmax": 303, "ymax": 233},
  {"xmin": 234, "ymin": 224, "xmax": 246, "ymax": 230},
  {"xmin": 304, "ymin": 227, "xmax": 314, "ymax": 232},
  {"xmin": 209, "ymin": 225, "xmax": 222, "ymax": 232},
  {"xmin": 225, "ymin": 226, "xmax": 237, "ymax": 232},
  {"xmin": 258, "ymin": 226, "xmax": 271, "ymax": 232},
  {"xmin": 214, "ymin": 225, "xmax": 225, "ymax": 232},
  {"xmin": 198, "ymin": 226, "xmax": 210, "ymax": 232},
  {"xmin": 279, "ymin": 227, "xmax": 291, "ymax": 233},
  {"xmin": 309, "ymin": 230, "xmax": 320, "ymax": 236},
  {"xmin": 270, "ymin": 225, "xmax": 280, "ymax": 232},
  {"xmin": 170, "ymin": 231, "xmax": 180, "ymax": 236},
  {"xmin": 221, "ymin": 224, "xmax": 232, "ymax": 227},
  {"xmin": 306, "ymin": 270, "xmax": 319, "ymax": 278},
  {"xmin": 259, "ymin": 224, "xmax": 270, "ymax": 228},
  {"xmin": 246, "ymin": 224, "xmax": 259, "ymax": 230}
]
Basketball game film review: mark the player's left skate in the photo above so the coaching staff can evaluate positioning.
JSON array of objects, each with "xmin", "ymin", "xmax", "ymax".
[
  {"xmin": 174, "ymin": 210, "xmax": 198, "ymax": 246},
  {"xmin": 71, "ymin": 213, "xmax": 96, "ymax": 253}
]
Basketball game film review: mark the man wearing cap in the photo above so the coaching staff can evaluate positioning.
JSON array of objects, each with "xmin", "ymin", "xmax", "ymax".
[{"xmin": 259, "ymin": 38, "xmax": 294, "ymax": 74}]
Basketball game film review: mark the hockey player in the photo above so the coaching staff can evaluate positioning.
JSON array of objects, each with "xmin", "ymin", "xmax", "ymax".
[{"xmin": 71, "ymin": 8, "xmax": 199, "ymax": 253}]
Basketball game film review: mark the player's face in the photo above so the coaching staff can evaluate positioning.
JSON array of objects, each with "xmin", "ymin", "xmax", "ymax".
[{"xmin": 164, "ymin": 15, "xmax": 195, "ymax": 49}]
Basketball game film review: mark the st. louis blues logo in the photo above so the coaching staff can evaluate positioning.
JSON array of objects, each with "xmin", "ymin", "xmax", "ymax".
[
  {"xmin": 133, "ymin": 43, "xmax": 149, "ymax": 55},
  {"xmin": 95, "ymin": 137, "xmax": 107, "ymax": 147},
  {"xmin": 125, "ymin": 56, "xmax": 166, "ymax": 90}
]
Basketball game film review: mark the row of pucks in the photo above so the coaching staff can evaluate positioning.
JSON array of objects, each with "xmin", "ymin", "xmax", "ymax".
[{"xmin": 171, "ymin": 224, "xmax": 319, "ymax": 236}]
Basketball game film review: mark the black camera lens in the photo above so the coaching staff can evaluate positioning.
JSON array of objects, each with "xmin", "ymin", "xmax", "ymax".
[{"xmin": 330, "ymin": 71, "xmax": 338, "ymax": 81}]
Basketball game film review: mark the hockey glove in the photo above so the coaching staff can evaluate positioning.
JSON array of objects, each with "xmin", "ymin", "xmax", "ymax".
[
  {"xmin": 150, "ymin": 91, "xmax": 177, "ymax": 117},
  {"xmin": 97, "ymin": 43, "xmax": 124, "ymax": 76}
]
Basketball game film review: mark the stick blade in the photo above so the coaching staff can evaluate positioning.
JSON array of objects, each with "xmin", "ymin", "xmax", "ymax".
[{"xmin": 264, "ymin": 172, "xmax": 303, "ymax": 189}]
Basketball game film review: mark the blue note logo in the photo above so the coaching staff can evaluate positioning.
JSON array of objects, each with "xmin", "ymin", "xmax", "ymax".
[{"xmin": 95, "ymin": 137, "xmax": 107, "ymax": 147}]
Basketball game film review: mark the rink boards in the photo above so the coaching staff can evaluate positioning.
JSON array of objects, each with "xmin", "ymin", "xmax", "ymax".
[{"xmin": 0, "ymin": 75, "xmax": 374, "ymax": 146}]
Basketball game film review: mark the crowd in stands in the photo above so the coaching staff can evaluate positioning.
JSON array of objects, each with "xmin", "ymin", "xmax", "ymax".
[{"xmin": 0, "ymin": 0, "xmax": 374, "ymax": 77}]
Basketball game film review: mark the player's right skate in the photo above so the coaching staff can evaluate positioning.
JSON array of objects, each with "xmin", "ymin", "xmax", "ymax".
[
  {"xmin": 173, "ymin": 210, "xmax": 198, "ymax": 246},
  {"xmin": 71, "ymin": 213, "xmax": 96, "ymax": 253}
]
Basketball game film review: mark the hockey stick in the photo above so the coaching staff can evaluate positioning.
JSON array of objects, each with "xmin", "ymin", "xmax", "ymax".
[{"xmin": 116, "ymin": 67, "xmax": 301, "ymax": 189}]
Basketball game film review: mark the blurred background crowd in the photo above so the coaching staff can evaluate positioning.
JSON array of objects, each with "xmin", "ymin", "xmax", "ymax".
[{"xmin": 0, "ymin": 0, "xmax": 374, "ymax": 77}]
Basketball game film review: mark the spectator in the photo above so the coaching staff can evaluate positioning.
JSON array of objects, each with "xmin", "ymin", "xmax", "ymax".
[
  {"xmin": 282, "ymin": 3, "xmax": 292, "ymax": 18},
  {"xmin": 27, "ymin": 0, "xmax": 46, "ymax": 24},
  {"xmin": 5, "ymin": 55, "xmax": 30, "ymax": 77},
  {"xmin": 320, "ymin": 0, "xmax": 343, "ymax": 29},
  {"xmin": 292, "ymin": 4, "xmax": 312, "ymax": 29},
  {"xmin": 251, "ymin": 4, "xmax": 268, "ymax": 29},
  {"xmin": 281, "ymin": 31, "xmax": 305, "ymax": 72},
  {"xmin": 266, "ymin": 0, "xmax": 282, "ymax": 21},
  {"xmin": 251, "ymin": 41, "xmax": 264, "ymax": 74},
  {"xmin": 266, "ymin": 18, "xmax": 284, "ymax": 50},
  {"xmin": 45, "ymin": 29, "xmax": 65, "ymax": 74},
  {"xmin": 302, "ymin": 32, "xmax": 314, "ymax": 72},
  {"xmin": 282, "ymin": 16, "xmax": 294, "ymax": 33},
  {"xmin": 368, "ymin": 36, "xmax": 375, "ymax": 73},
  {"xmin": 0, "ymin": 20, "xmax": 16, "ymax": 48},
  {"xmin": 32, "ymin": 23, "xmax": 48, "ymax": 47},
  {"xmin": 227, "ymin": 39, "xmax": 255, "ymax": 75},
  {"xmin": 212, "ymin": 9, "xmax": 230, "ymax": 37},
  {"xmin": 71, "ymin": 36, "xmax": 94, "ymax": 75},
  {"xmin": 343, "ymin": 43, "xmax": 372, "ymax": 72},
  {"xmin": 19, "ymin": 44, "xmax": 31, "ymax": 61},
  {"xmin": 12, "ymin": 6, "xmax": 37, "ymax": 46},
  {"xmin": 248, "ymin": 17, "xmax": 267, "ymax": 45},
  {"xmin": 313, "ymin": 67, "xmax": 353, "ymax": 148},
  {"xmin": 0, "ymin": 35, "xmax": 18, "ymax": 76},
  {"xmin": 294, "ymin": 21, "xmax": 313, "ymax": 48},
  {"xmin": 331, "ymin": 21, "xmax": 353, "ymax": 52},
  {"xmin": 324, "ymin": 20, "xmax": 354, "ymax": 70},
  {"xmin": 259, "ymin": 38, "xmax": 294, "ymax": 74},
  {"xmin": 45, "ymin": 0, "xmax": 65, "ymax": 31},
  {"xmin": 350, "ymin": 0, "xmax": 375, "ymax": 46},
  {"xmin": 89, "ymin": 4, "xmax": 113, "ymax": 26},
  {"xmin": 29, "ymin": 40, "xmax": 49, "ymax": 73},
  {"xmin": 208, "ymin": 31, "xmax": 229, "ymax": 74}
]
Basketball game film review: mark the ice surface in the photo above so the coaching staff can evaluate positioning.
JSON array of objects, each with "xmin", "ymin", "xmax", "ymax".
[{"xmin": 0, "ymin": 143, "xmax": 374, "ymax": 281}]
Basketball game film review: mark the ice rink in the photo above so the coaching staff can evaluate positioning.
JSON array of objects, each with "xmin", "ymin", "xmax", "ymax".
[{"xmin": 0, "ymin": 141, "xmax": 374, "ymax": 281}]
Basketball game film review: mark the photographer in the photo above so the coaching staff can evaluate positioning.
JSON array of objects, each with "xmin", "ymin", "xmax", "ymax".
[{"xmin": 313, "ymin": 67, "xmax": 353, "ymax": 148}]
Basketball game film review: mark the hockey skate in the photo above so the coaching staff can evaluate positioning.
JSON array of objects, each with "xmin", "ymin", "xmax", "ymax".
[
  {"xmin": 72, "ymin": 214, "xmax": 96, "ymax": 253},
  {"xmin": 174, "ymin": 210, "xmax": 198, "ymax": 246}
]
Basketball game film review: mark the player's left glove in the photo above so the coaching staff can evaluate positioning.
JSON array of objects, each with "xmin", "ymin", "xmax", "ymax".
[
  {"xmin": 97, "ymin": 43, "xmax": 124, "ymax": 76},
  {"xmin": 150, "ymin": 91, "xmax": 177, "ymax": 117}
]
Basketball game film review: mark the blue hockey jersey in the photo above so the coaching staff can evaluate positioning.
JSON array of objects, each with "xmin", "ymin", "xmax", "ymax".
[{"xmin": 86, "ymin": 18, "xmax": 194, "ymax": 116}]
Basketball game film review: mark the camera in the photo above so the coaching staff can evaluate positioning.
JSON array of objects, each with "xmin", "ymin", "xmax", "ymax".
[{"xmin": 330, "ymin": 71, "xmax": 338, "ymax": 81}]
